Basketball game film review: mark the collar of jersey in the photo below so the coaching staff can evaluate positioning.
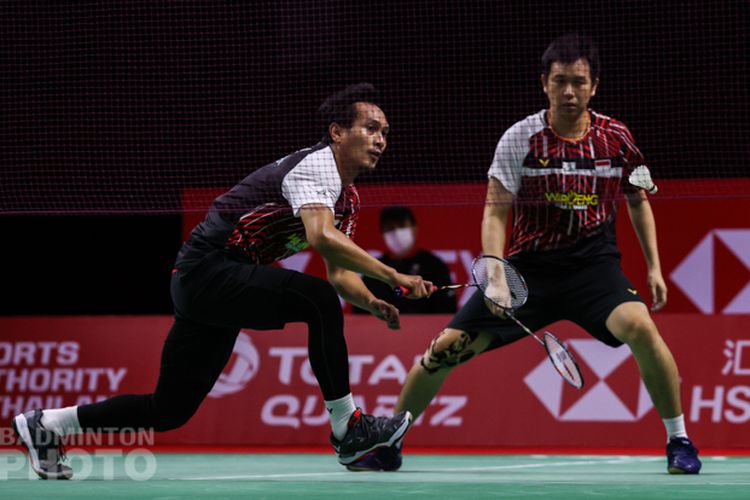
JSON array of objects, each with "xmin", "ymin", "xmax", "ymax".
[{"xmin": 545, "ymin": 109, "xmax": 591, "ymax": 143}]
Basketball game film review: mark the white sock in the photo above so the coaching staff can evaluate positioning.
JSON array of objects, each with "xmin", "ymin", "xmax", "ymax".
[
  {"xmin": 325, "ymin": 393, "xmax": 357, "ymax": 440},
  {"xmin": 41, "ymin": 406, "xmax": 82, "ymax": 437},
  {"xmin": 663, "ymin": 414, "xmax": 688, "ymax": 442}
]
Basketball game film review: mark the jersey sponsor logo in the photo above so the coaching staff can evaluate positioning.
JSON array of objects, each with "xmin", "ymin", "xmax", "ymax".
[
  {"xmin": 627, "ymin": 288, "xmax": 638, "ymax": 295},
  {"xmin": 538, "ymin": 158, "xmax": 550, "ymax": 167},
  {"xmin": 208, "ymin": 332, "xmax": 260, "ymax": 398},
  {"xmin": 544, "ymin": 190, "xmax": 599, "ymax": 210},
  {"xmin": 525, "ymin": 339, "xmax": 653, "ymax": 422},
  {"xmin": 285, "ymin": 233, "xmax": 311, "ymax": 253}
]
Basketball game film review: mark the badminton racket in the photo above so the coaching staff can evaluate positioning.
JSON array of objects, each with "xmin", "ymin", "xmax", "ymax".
[{"xmin": 395, "ymin": 255, "xmax": 584, "ymax": 389}]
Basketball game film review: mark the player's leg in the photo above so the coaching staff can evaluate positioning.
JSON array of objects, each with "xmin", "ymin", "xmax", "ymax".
[
  {"xmin": 396, "ymin": 327, "xmax": 495, "ymax": 419},
  {"xmin": 397, "ymin": 272, "xmax": 554, "ymax": 420},
  {"xmin": 606, "ymin": 302, "xmax": 681, "ymax": 419},
  {"xmin": 567, "ymin": 258, "xmax": 700, "ymax": 474},
  {"xmin": 77, "ymin": 318, "xmax": 238, "ymax": 431},
  {"xmin": 281, "ymin": 271, "xmax": 413, "ymax": 465},
  {"xmin": 348, "ymin": 326, "xmax": 495, "ymax": 472},
  {"xmin": 14, "ymin": 250, "xmax": 253, "ymax": 479},
  {"xmin": 13, "ymin": 316, "xmax": 238, "ymax": 480},
  {"xmin": 606, "ymin": 301, "xmax": 700, "ymax": 474},
  {"xmin": 348, "ymin": 288, "xmax": 545, "ymax": 472},
  {"xmin": 207, "ymin": 259, "xmax": 411, "ymax": 466},
  {"xmin": 358, "ymin": 327, "xmax": 492, "ymax": 472}
]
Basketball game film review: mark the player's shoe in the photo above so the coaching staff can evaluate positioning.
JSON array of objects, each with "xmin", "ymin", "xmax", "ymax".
[
  {"xmin": 345, "ymin": 438, "xmax": 403, "ymax": 472},
  {"xmin": 12, "ymin": 409, "xmax": 73, "ymax": 480},
  {"xmin": 666, "ymin": 436, "xmax": 702, "ymax": 474},
  {"xmin": 330, "ymin": 408, "xmax": 412, "ymax": 466}
]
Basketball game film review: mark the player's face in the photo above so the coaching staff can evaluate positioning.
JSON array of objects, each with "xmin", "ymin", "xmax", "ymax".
[
  {"xmin": 337, "ymin": 102, "xmax": 389, "ymax": 171},
  {"xmin": 542, "ymin": 59, "xmax": 598, "ymax": 120}
]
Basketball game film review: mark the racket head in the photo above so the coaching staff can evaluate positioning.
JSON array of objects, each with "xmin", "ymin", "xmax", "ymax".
[
  {"xmin": 470, "ymin": 255, "xmax": 529, "ymax": 311},
  {"xmin": 543, "ymin": 331, "xmax": 584, "ymax": 389}
]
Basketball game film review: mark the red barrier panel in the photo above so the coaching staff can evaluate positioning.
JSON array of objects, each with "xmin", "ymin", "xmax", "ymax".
[
  {"xmin": 2, "ymin": 182, "xmax": 746, "ymax": 450},
  {"xmin": 1, "ymin": 314, "xmax": 749, "ymax": 449}
]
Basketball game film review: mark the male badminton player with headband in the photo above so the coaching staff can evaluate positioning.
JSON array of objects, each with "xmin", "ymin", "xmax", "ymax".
[
  {"xmin": 353, "ymin": 35, "xmax": 701, "ymax": 474},
  {"xmin": 13, "ymin": 83, "xmax": 432, "ymax": 479}
]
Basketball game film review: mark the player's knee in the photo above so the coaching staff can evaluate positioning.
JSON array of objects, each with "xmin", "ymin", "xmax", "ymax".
[
  {"xmin": 151, "ymin": 394, "xmax": 201, "ymax": 432},
  {"xmin": 420, "ymin": 328, "xmax": 477, "ymax": 374},
  {"xmin": 152, "ymin": 407, "xmax": 195, "ymax": 432},
  {"xmin": 615, "ymin": 315, "xmax": 658, "ymax": 346}
]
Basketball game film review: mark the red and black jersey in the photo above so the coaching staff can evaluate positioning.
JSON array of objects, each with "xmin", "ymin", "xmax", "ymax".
[
  {"xmin": 489, "ymin": 109, "xmax": 645, "ymax": 262},
  {"xmin": 179, "ymin": 142, "xmax": 359, "ymax": 265}
]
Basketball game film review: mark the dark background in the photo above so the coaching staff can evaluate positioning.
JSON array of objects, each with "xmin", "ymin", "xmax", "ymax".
[{"xmin": 2, "ymin": 1, "xmax": 749, "ymax": 314}]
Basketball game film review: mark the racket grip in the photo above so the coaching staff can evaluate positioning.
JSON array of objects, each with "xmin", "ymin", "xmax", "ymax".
[{"xmin": 393, "ymin": 285, "xmax": 437, "ymax": 297}]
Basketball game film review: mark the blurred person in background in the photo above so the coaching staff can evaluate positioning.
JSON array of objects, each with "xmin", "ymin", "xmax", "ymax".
[{"xmin": 355, "ymin": 205, "xmax": 456, "ymax": 315}]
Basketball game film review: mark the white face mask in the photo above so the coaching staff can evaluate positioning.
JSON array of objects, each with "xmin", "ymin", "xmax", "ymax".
[{"xmin": 383, "ymin": 227, "xmax": 415, "ymax": 257}]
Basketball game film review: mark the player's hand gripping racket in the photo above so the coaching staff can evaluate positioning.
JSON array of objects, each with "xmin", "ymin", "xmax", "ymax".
[{"xmin": 395, "ymin": 255, "xmax": 584, "ymax": 389}]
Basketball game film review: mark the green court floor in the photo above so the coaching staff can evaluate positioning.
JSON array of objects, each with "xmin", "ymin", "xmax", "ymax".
[{"xmin": 1, "ymin": 452, "xmax": 749, "ymax": 499}]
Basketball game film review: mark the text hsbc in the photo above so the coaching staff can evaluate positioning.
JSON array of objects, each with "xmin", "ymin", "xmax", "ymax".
[{"xmin": 690, "ymin": 385, "xmax": 750, "ymax": 423}]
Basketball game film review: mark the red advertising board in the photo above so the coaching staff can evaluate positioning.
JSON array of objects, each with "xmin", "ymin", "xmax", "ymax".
[
  {"xmin": 1, "ymin": 180, "xmax": 747, "ymax": 451},
  {"xmin": 1, "ymin": 314, "xmax": 749, "ymax": 450}
]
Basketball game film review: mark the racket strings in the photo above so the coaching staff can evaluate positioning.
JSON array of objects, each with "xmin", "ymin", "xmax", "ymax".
[
  {"xmin": 472, "ymin": 256, "xmax": 528, "ymax": 310},
  {"xmin": 543, "ymin": 332, "xmax": 584, "ymax": 389},
  {"xmin": 472, "ymin": 256, "xmax": 584, "ymax": 390}
]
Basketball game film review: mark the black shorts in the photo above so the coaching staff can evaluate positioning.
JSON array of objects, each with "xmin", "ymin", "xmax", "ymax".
[{"xmin": 447, "ymin": 257, "xmax": 644, "ymax": 351}]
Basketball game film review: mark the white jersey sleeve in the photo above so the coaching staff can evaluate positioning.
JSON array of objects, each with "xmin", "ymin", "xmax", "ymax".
[
  {"xmin": 487, "ymin": 111, "xmax": 544, "ymax": 195},
  {"xmin": 281, "ymin": 146, "xmax": 343, "ymax": 216}
]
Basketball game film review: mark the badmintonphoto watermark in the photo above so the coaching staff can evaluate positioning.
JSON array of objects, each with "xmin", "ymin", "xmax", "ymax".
[
  {"xmin": 0, "ymin": 426, "xmax": 158, "ymax": 480},
  {"xmin": 0, "ymin": 449, "xmax": 157, "ymax": 480}
]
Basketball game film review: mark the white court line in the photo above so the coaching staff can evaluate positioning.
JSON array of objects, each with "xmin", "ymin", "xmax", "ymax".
[
  {"xmin": 174, "ymin": 456, "xmax": 662, "ymax": 481},
  {"xmin": 175, "ymin": 472, "xmax": 352, "ymax": 481},
  {"xmin": 441, "ymin": 456, "xmax": 662, "ymax": 472}
]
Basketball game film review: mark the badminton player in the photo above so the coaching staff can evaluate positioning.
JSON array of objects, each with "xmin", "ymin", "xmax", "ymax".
[
  {"xmin": 13, "ymin": 83, "xmax": 431, "ymax": 479},
  {"xmin": 355, "ymin": 35, "xmax": 701, "ymax": 474}
]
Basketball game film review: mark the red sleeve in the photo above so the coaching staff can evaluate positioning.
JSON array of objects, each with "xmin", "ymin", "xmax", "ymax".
[
  {"xmin": 338, "ymin": 185, "xmax": 360, "ymax": 240},
  {"xmin": 610, "ymin": 119, "xmax": 647, "ymax": 194}
]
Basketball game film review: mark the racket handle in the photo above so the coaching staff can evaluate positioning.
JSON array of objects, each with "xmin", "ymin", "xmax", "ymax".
[{"xmin": 393, "ymin": 285, "xmax": 438, "ymax": 297}]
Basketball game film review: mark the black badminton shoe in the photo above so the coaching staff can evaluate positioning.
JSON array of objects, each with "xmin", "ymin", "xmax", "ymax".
[
  {"xmin": 330, "ymin": 408, "xmax": 412, "ymax": 466},
  {"xmin": 13, "ymin": 409, "xmax": 73, "ymax": 480},
  {"xmin": 666, "ymin": 436, "xmax": 701, "ymax": 474},
  {"xmin": 345, "ymin": 438, "xmax": 403, "ymax": 472}
]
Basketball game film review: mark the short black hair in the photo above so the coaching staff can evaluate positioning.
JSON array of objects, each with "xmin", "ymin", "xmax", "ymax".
[
  {"xmin": 380, "ymin": 205, "xmax": 416, "ymax": 230},
  {"xmin": 541, "ymin": 34, "xmax": 600, "ymax": 81},
  {"xmin": 318, "ymin": 83, "xmax": 381, "ymax": 144}
]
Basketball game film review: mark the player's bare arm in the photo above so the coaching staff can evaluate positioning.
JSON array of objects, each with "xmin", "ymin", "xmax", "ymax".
[
  {"xmin": 481, "ymin": 177, "xmax": 513, "ymax": 316},
  {"xmin": 300, "ymin": 204, "xmax": 432, "ymax": 298},
  {"xmin": 325, "ymin": 261, "xmax": 400, "ymax": 330},
  {"xmin": 625, "ymin": 190, "xmax": 668, "ymax": 311},
  {"xmin": 481, "ymin": 177, "xmax": 513, "ymax": 257}
]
